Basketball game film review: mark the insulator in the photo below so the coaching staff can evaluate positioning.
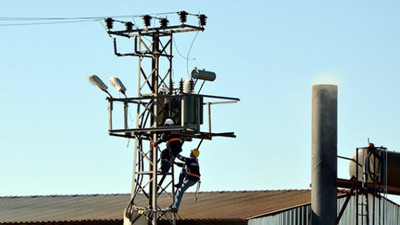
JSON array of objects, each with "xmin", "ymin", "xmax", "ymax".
[
  {"xmin": 178, "ymin": 11, "xmax": 188, "ymax": 23},
  {"xmin": 170, "ymin": 80, "xmax": 174, "ymax": 91},
  {"xmin": 142, "ymin": 15, "xmax": 152, "ymax": 27},
  {"xmin": 198, "ymin": 14, "xmax": 207, "ymax": 26},
  {"xmin": 105, "ymin": 17, "xmax": 114, "ymax": 29},
  {"xmin": 159, "ymin": 18, "xmax": 169, "ymax": 28},
  {"xmin": 189, "ymin": 78, "xmax": 194, "ymax": 92},
  {"xmin": 179, "ymin": 79, "xmax": 184, "ymax": 93},
  {"xmin": 125, "ymin": 22, "xmax": 133, "ymax": 32}
]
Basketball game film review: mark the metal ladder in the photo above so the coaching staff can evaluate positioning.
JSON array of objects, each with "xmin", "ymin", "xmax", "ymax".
[
  {"xmin": 354, "ymin": 148, "xmax": 370, "ymax": 225},
  {"xmin": 357, "ymin": 183, "xmax": 369, "ymax": 225}
]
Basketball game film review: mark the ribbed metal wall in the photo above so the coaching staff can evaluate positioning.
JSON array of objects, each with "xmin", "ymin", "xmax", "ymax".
[
  {"xmin": 248, "ymin": 195, "xmax": 400, "ymax": 225},
  {"xmin": 248, "ymin": 205, "xmax": 311, "ymax": 225},
  {"xmin": 343, "ymin": 194, "xmax": 400, "ymax": 225}
]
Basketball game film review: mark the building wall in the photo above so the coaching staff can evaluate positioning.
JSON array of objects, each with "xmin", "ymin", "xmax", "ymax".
[
  {"xmin": 338, "ymin": 194, "xmax": 400, "ymax": 225},
  {"xmin": 248, "ymin": 195, "xmax": 400, "ymax": 225},
  {"xmin": 248, "ymin": 205, "xmax": 310, "ymax": 225}
]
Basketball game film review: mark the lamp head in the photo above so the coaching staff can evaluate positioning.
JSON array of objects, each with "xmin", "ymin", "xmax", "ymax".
[
  {"xmin": 88, "ymin": 74, "xmax": 108, "ymax": 92},
  {"xmin": 109, "ymin": 76, "xmax": 127, "ymax": 96}
]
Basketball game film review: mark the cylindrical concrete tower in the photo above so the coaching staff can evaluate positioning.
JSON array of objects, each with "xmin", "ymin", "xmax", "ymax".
[{"xmin": 311, "ymin": 84, "xmax": 338, "ymax": 225}]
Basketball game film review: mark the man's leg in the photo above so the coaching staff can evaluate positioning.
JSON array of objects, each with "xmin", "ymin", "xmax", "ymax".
[
  {"xmin": 171, "ymin": 179, "xmax": 197, "ymax": 211},
  {"xmin": 175, "ymin": 169, "xmax": 186, "ymax": 188},
  {"xmin": 160, "ymin": 149, "xmax": 171, "ymax": 173}
]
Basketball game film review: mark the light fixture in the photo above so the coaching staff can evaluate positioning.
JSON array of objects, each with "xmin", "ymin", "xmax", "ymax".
[
  {"xmin": 88, "ymin": 74, "xmax": 112, "ymax": 97},
  {"xmin": 109, "ymin": 76, "xmax": 127, "ymax": 97}
]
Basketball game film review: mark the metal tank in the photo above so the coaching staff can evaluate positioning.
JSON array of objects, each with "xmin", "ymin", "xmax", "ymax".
[
  {"xmin": 349, "ymin": 147, "xmax": 400, "ymax": 188},
  {"xmin": 191, "ymin": 68, "xmax": 216, "ymax": 81}
]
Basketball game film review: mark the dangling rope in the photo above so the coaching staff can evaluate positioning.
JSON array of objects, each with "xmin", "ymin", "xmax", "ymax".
[
  {"xmin": 194, "ymin": 139, "xmax": 203, "ymax": 202},
  {"xmin": 195, "ymin": 180, "xmax": 201, "ymax": 202}
]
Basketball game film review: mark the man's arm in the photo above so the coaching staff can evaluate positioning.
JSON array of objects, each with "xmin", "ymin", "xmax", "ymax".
[
  {"xmin": 176, "ymin": 154, "xmax": 189, "ymax": 163},
  {"xmin": 153, "ymin": 133, "xmax": 168, "ymax": 146},
  {"xmin": 175, "ymin": 162, "xmax": 184, "ymax": 167}
]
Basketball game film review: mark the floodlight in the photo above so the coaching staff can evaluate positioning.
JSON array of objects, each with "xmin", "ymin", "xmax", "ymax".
[
  {"xmin": 109, "ymin": 76, "xmax": 127, "ymax": 96},
  {"xmin": 88, "ymin": 74, "xmax": 112, "ymax": 97}
]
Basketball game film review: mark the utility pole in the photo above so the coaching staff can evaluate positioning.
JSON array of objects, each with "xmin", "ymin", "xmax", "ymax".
[{"xmin": 92, "ymin": 11, "xmax": 239, "ymax": 225}]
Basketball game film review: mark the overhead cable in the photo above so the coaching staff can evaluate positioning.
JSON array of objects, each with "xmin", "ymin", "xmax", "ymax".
[{"xmin": 0, "ymin": 11, "xmax": 179, "ymax": 27}]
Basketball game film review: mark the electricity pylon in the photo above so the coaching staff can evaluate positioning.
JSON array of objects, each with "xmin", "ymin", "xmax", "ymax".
[{"xmin": 99, "ymin": 11, "xmax": 239, "ymax": 225}]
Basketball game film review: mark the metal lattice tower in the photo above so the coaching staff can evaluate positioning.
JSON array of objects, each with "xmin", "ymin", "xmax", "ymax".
[{"xmin": 98, "ymin": 12, "xmax": 239, "ymax": 225}]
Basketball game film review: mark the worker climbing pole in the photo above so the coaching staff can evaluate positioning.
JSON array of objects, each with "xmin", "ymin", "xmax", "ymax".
[{"xmin": 88, "ymin": 11, "xmax": 239, "ymax": 225}]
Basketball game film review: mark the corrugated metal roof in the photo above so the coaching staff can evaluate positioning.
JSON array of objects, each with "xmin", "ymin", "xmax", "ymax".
[
  {"xmin": 0, "ymin": 190, "xmax": 314, "ymax": 223},
  {"xmin": 180, "ymin": 190, "xmax": 312, "ymax": 220},
  {"xmin": 0, "ymin": 194, "xmax": 127, "ymax": 223}
]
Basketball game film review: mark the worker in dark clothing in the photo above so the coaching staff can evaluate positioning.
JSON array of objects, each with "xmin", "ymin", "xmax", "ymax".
[
  {"xmin": 174, "ymin": 159, "xmax": 187, "ymax": 189},
  {"xmin": 168, "ymin": 149, "xmax": 200, "ymax": 213},
  {"xmin": 152, "ymin": 118, "xmax": 183, "ymax": 174}
]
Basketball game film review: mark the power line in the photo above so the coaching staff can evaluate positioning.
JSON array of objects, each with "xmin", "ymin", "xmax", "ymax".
[
  {"xmin": 0, "ymin": 11, "xmax": 205, "ymax": 28},
  {"xmin": 0, "ymin": 12, "xmax": 180, "ymax": 27},
  {"xmin": 0, "ymin": 16, "xmax": 102, "ymax": 21},
  {"xmin": 0, "ymin": 20, "xmax": 98, "ymax": 27}
]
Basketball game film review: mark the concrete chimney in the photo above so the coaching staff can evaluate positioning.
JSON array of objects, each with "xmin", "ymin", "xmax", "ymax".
[{"xmin": 311, "ymin": 84, "xmax": 338, "ymax": 225}]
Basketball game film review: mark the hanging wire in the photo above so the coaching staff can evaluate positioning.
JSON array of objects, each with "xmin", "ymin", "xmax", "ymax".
[
  {"xmin": 171, "ymin": 30, "xmax": 200, "ymax": 77},
  {"xmin": 186, "ymin": 31, "xmax": 200, "ymax": 77},
  {"xmin": 99, "ymin": 20, "xmax": 113, "ymax": 38},
  {"xmin": 172, "ymin": 38, "xmax": 195, "ymax": 61},
  {"xmin": 131, "ymin": 17, "xmax": 140, "ymax": 30}
]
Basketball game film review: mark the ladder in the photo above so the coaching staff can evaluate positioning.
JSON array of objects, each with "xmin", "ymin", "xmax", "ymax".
[
  {"xmin": 355, "ymin": 148, "xmax": 371, "ymax": 225},
  {"xmin": 357, "ymin": 185, "xmax": 369, "ymax": 225}
]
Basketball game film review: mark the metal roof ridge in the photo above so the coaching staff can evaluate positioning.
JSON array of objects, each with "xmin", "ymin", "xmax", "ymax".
[
  {"xmin": 177, "ymin": 218, "xmax": 247, "ymax": 222},
  {"xmin": 0, "ymin": 189, "xmax": 313, "ymax": 198},
  {"xmin": 188, "ymin": 189, "xmax": 311, "ymax": 193},
  {"xmin": 5, "ymin": 218, "xmax": 122, "ymax": 224},
  {"xmin": 0, "ymin": 193, "xmax": 129, "ymax": 198},
  {"xmin": 245, "ymin": 201, "xmax": 312, "ymax": 220}
]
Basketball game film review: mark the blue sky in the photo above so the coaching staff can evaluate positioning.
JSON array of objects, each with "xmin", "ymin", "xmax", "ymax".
[{"xmin": 1, "ymin": 1, "xmax": 400, "ymax": 203}]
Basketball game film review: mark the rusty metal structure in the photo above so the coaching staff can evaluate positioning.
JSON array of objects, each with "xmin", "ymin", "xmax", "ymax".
[
  {"xmin": 336, "ymin": 145, "xmax": 396, "ymax": 225},
  {"xmin": 93, "ymin": 11, "xmax": 239, "ymax": 225}
]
